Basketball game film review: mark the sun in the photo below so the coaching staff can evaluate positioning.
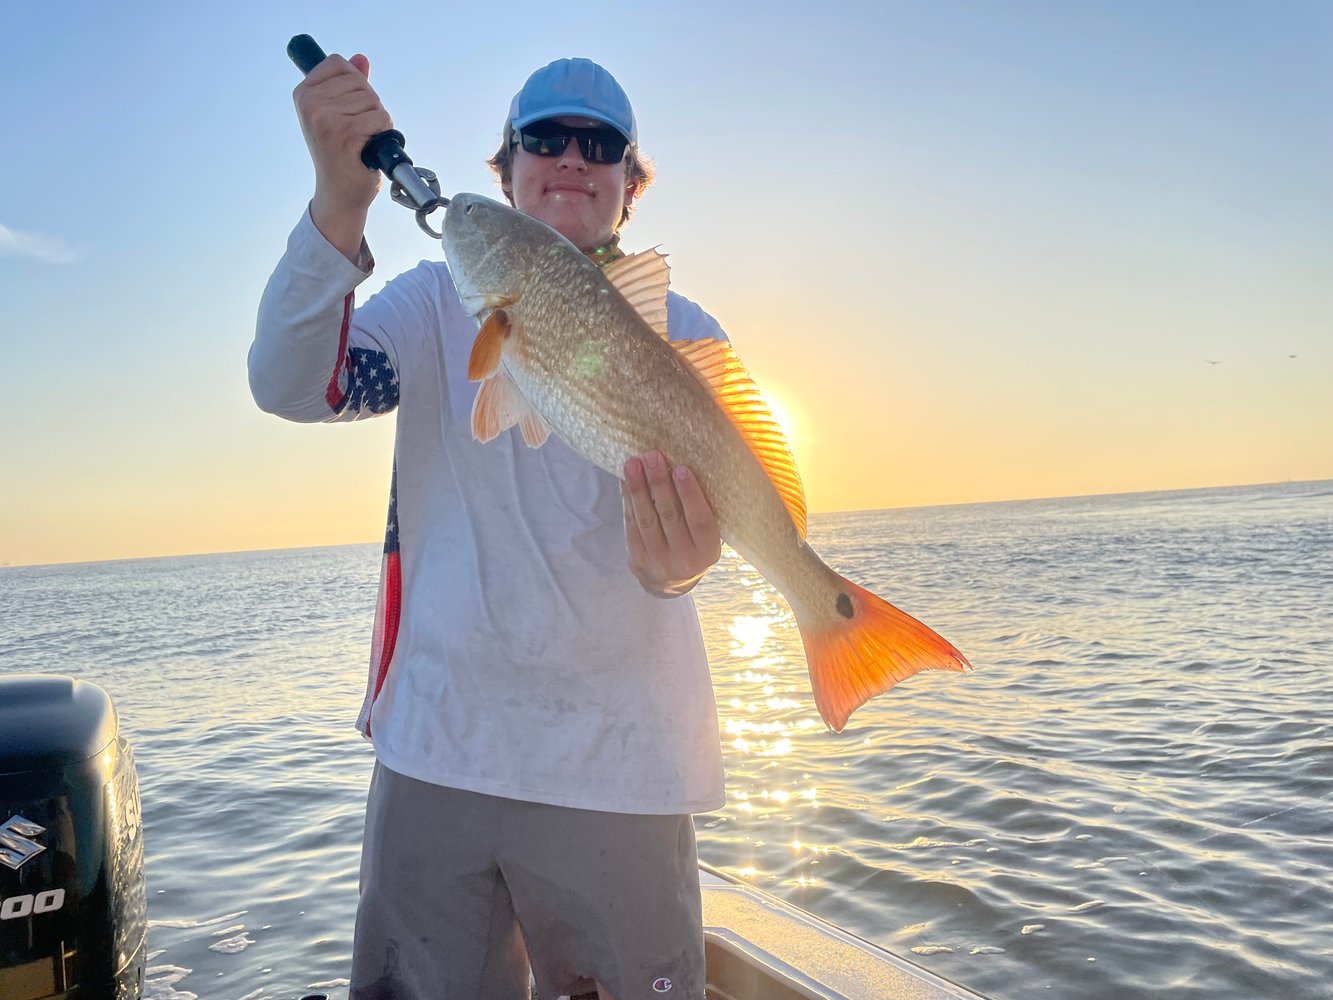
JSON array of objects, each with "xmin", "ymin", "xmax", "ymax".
[{"xmin": 762, "ymin": 388, "xmax": 801, "ymax": 452}]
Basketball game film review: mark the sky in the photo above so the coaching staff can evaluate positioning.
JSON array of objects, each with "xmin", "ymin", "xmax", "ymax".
[{"xmin": 2, "ymin": 1, "xmax": 1329, "ymax": 567}]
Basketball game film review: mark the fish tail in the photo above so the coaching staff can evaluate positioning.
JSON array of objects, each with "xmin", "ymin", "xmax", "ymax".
[{"xmin": 795, "ymin": 576, "xmax": 971, "ymax": 732}]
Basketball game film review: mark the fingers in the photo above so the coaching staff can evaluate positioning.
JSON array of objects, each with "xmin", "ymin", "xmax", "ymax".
[
  {"xmin": 621, "ymin": 451, "xmax": 722, "ymax": 596},
  {"xmin": 296, "ymin": 55, "xmax": 392, "ymax": 137},
  {"xmin": 623, "ymin": 455, "xmax": 668, "ymax": 557},
  {"xmin": 625, "ymin": 451, "xmax": 692, "ymax": 560},
  {"xmin": 642, "ymin": 451, "xmax": 694, "ymax": 550},
  {"xmin": 293, "ymin": 54, "xmax": 392, "ymax": 215},
  {"xmin": 671, "ymin": 463, "xmax": 723, "ymax": 564},
  {"xmin": 621, "ymin": 477, "xmax": 647, "ymax": 568}
]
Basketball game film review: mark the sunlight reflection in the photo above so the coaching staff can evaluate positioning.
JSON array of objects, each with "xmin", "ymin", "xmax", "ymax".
[
  {"xmin": 729, "ymin": 786, "xmax": 825, "ymax": 819},
  {"xmin": 724, "ymin": 719, "xmax": 788, "ymax": 735},
  {"xmin": 728, "ymin": 615, "xmax": 776, "ymax": 657},
  {"xmin": 727, "ymin": 735, "xmax": 793, "ymax": 757},
  {"xmin": 789, "ymin": 839, "xmax": 833, "ymax": 855},
  {"xmin": 735, "ymin": 669, "xmax": 774, "ymax": 683}
]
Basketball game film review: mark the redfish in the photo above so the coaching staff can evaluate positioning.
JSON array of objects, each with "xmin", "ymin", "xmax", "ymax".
[{"xmin": 442, "ymin": 193, "xmax": 970, "ymax": 731}]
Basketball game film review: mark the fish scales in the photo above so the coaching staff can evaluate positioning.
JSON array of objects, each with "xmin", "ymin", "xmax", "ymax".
[
  {"xmin": 443, "ymin": 193, "xmax": 972, "ymax": 730},
  {"xmin": 502, "ymin": 241, "xmax": 805, "ymax": 580}
]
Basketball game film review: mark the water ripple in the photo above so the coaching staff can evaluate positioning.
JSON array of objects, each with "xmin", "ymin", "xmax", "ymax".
[{"xmin": 2, "ymin": 482, "xmax": 1330, "ymax": 999}]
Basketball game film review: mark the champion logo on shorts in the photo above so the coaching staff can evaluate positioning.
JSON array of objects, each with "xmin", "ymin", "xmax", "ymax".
[{"xmin": 651, "ymin": 977, "xmax": 673, "ymax": 993}]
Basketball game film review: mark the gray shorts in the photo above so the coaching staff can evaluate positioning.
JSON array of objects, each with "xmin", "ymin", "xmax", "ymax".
[{"xmin": 350, "ymin": 762, "xmax": 705, "ymax": 1000}]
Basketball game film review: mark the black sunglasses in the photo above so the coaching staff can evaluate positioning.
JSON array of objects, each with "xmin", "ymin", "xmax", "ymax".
[{"xmin": 512, "ymin": 119, "xmax": 630, "ymax": 165}]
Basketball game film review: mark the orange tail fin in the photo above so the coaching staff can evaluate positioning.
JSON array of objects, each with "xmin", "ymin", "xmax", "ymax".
[{"xmin": 795, "ymin": 577, "xmax": 971, "ymax": 732}]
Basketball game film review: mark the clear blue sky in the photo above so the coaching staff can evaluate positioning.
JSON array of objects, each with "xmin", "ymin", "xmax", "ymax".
[{"xmin": 2, "ymin": 1, "xmax": 1330, "ymax": 565}]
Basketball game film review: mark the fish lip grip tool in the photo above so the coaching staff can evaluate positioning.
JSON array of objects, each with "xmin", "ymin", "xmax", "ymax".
[{"xmin": 287, "ymin": 34, "xmax": 449, "ymax": 239}]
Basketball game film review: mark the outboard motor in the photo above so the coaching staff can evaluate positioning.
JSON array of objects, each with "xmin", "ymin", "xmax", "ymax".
[{"xmin": 1, "ymin": 675, "xmax": 146, "ymax": 999}]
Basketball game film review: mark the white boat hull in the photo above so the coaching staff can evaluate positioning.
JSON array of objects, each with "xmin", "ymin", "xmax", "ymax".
[{"xmin": 700, "ymin": 865, "xmax": 989, "ymax": 1000}]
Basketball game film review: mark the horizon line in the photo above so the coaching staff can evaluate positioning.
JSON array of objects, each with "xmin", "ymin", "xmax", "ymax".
[{"xmin": 3, "ymin": 476, "xmax": 1328, "ymax": 572}]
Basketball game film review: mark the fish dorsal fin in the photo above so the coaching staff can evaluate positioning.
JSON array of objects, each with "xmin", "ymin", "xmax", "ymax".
[
  {"xmin": 602, "ymin": 249, "xmax": 669, "ymax": 337},
  {"xmin": 471, "ymin": 368, "xmax": 549, "ymax": 448},
  {"xmin": 670, "ymin": 337, "xmax": 807, "ymax": 538},
  {"xmin": 468, "ymin": 309, "xmax": 510, "ymax": 381}
]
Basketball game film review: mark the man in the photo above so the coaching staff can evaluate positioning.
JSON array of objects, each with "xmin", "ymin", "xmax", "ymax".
[{"xmin": 249, "ymin": 53, "xmax": 730, "ymax": 999}]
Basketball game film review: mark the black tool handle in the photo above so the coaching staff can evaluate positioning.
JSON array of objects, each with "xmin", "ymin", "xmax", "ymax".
[
  {"xmin": 286, "ymin": 34, "xmax": 412, "ymax": 174},
  {"xmin": 285, "ymin": 33, "xmax": 327, "ymax": 74}
]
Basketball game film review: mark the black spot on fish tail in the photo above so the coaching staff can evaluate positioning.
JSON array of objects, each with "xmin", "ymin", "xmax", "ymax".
[{"xmin": 836, "ymin": 593, "xmax": 854, "ymax": 619}]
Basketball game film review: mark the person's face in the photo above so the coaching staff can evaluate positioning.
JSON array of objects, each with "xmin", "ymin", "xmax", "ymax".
[{"xmin": 503, "ymin": 116, "xmax": 635, "ymax": 251}]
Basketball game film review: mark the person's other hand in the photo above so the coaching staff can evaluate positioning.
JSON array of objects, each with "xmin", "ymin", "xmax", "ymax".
[{"xmin": 622, "ymin": 451, "xmax": 722, "ymax": 597}]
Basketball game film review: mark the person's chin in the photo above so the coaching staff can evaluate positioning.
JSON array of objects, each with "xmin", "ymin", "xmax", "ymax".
[{"xmin": 535, "ymin": 206, "xmax": 602, "ymax": 245}]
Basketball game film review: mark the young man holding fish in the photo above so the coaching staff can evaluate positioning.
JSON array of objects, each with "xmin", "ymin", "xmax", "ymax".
[{"xmin": 251, "ymin": 54, "xmax": 728, "ymax": 999}]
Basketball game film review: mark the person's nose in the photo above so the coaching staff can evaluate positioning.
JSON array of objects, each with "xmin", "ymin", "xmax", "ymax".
[{"xmin": 554, "ymin": 139, "xmax": 588, "ymax": 170}]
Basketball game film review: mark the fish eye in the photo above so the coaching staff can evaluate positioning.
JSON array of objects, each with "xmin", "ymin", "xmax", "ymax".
[{"xmin": 465, "ymin": 203, "xmax": 475, "ymax": 215}]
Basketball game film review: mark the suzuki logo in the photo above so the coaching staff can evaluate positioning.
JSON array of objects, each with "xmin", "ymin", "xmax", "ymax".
[{"xmin": 0, "ymin": 816, "xmax": 47, "ymax": 870}]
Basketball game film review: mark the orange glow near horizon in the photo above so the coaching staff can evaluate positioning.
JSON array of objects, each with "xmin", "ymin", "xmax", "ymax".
[{"xmin": 2, "ymin": 7, "xmax": 1329, "ymax": 570}]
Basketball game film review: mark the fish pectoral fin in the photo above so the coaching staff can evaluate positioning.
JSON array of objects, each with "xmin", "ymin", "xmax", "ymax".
[
  {"xmin": 468, "ymin": 308, "xmax": 511, "ymax": 381},
  {"xmin": 603, "ymin": 248, "xmax": 670, "ymax": 337},
  {"xmin": 671, "ymin": 337, "xmax": 808, "ymax": 538},
  {"xmin": 475, "ymin": 292, "xmax": 519, "ymax": 310},
  {"xmin": 518, "ymin": 411, "xmax": 551, "ymax": 449},
  {"xmin": 469, "ymin": 310, "xmax": 550, "ymax": 447},
  {"xmin": 471, "ymin": 369, "xmax": 535, "ymax": 444}
]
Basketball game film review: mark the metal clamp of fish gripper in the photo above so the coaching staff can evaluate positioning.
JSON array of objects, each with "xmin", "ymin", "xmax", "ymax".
[
  {"xmin": 287, "ymin": 34, "xmax": 450, "ymax": 240},
  {"xmin": 390, "ymin": 168, "xmax": 449, "ymax": 239}
]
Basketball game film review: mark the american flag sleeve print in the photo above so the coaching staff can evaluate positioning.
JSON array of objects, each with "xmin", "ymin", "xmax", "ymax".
[
  {"xmin": 357, "ymin": 461, "xmax": 401, "ymax": 737},
  {"xmin": 250, "ymin": 211, "xmax": 405, "ymax": 423}
]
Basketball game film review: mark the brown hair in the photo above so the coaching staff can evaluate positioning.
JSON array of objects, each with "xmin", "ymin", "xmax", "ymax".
[{"xmin": 486, "ymin": 122, "xmax": 655, "ymax": 231}]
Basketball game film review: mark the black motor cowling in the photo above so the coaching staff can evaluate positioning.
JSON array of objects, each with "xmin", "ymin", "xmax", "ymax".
[{"xmin": 1, "ymin": 675, "xmax": 146, "ymax": 999}]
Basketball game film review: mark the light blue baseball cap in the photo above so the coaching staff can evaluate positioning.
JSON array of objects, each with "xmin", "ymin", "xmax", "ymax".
[{"xmin": 508, "ymin": 58, "xmax": 637, "ymax": 145}]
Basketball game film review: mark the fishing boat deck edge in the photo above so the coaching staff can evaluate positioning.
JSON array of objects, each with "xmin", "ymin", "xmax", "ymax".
[{"xmin": 700, "ymin": 866, "xmax": 990, "ymax": 1000}]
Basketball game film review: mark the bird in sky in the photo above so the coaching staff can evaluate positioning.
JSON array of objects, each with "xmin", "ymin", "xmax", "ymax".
[{"xmin": 1204, "ymin": 359, "xmax": 1221, "ymax": 365}]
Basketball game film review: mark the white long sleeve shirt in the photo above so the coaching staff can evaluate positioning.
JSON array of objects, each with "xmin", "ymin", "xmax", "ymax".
[{"xmin": 249, "ymin": 211, "xmax": 725, "ymax": 814}]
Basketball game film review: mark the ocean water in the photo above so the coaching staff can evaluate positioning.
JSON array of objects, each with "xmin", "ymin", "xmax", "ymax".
[{"xmin": 1, "ymin": 479, "xmax": 1330, "ymax": 1000}]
